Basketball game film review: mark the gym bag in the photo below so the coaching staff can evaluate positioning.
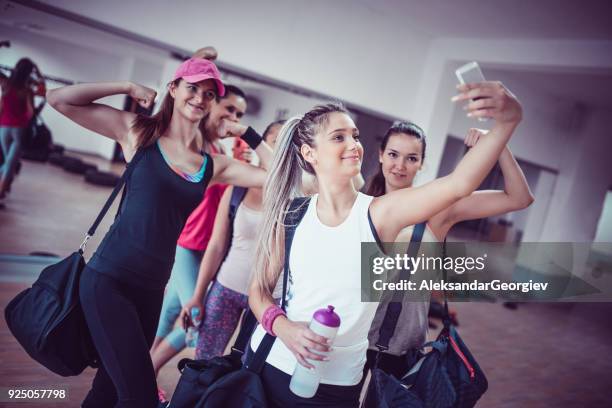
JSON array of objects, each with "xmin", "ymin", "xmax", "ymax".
[
  {"xmin": 84, "ymin": 169, "xmax": 120, "ymax": 188},
  {"xmin": 169, "ymin": 197, "xmax": 310, "ymax": 408},
  {"xmin": 4, "ymin": 149, "xmax": 144, "ymax": 376},
  {"xmin": 21, "ymin": 115, "xmax": 52, "ymax": 162},
  {"xmin": 62, "ymin": 156, "xmax": 97, "ymax": 174},
  {"xmin": 363, "ymin": 239, "xmax": 488, "ymax": 408},
  {"xmin": 362, "ymin": 222, "xmax": 430, "ymax": 408}
]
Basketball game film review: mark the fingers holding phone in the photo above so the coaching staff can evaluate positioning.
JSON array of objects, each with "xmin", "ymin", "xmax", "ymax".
[
  {"xmin": 458, "ymin": 82, "xmax": 522, "ymax": 125},
  {"xmin": 453, "ymin": 62, "xmax": 522, "ymax": 126}
]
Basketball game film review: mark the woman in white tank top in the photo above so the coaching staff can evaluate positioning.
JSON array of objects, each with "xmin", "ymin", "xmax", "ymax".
[
  {"xmin": 249, "ymin": 81, "xmax": 524, "ymax": 407},
  {"xmin": 364, "ymin": 122, "xmax": 534, "ymax": 379}
]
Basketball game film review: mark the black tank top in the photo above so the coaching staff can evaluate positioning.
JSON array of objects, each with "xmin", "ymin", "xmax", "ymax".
[{"xmin": 88, "ymin": 142, "xmax": 213, "ymax": 289}]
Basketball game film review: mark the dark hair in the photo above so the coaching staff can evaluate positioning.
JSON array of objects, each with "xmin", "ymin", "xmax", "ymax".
[
  {"xmin": 130, "ymin": 79, "xmax": 209, "ymax": 148},
  {"xmin": 262, "ymin": 119, "xmax": 286, "ymax": 142},
  {"xmin": 219, "ymin": 84, "xmax": 246, "ymax": 101},
  {"xmin": 4, "ymin": 58, "xmax": 35, "ymax": 93},
  {"xmin": 364, "ymin": 120, "xmax": 427, "ymax": 197}
]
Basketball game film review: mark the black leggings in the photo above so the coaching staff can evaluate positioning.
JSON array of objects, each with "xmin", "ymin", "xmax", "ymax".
[
  {"xmin": 260, "ymin": 362, "xmax": 363, "ymax": 408},
  {"xmin": 79, "ymin": 267, "xmax": 164, "ymax": 408}
]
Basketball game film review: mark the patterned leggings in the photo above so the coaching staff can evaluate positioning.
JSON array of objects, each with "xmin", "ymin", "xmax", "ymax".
[{"xmin": 195, "ymin": 280, "xmax": 248, "ymax": 360}]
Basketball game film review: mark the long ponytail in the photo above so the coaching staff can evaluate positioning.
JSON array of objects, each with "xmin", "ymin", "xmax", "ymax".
[{"xmin": 253, "ymin": 118, "xmax": 304, "ymax": 299}]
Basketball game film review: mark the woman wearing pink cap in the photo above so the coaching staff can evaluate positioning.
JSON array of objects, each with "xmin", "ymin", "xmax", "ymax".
[{"xmin": 47, "ymin": 57, "xmax": 272, "ymax": 408}]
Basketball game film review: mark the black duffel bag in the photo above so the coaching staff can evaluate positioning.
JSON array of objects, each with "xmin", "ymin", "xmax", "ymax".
[
  {"xmin": 85, "ymin": 169, "xmax": 120, "ymax": 187},
  {"xmin": 172, "ymin": 353, "xmax": 243, "ymax": 408},
  {"xmin": 5, "ymin": 253, "xmax": 97, "ymax": 376},
  {"xmin": 50, "ymin": 143, "xmax": 65, "ymax": 155},
  {"xmin": 365, "ymin": 317, "xmax": 486, "ymax": 408},
  {"xmin": 48, "ymin": 152, "xmax": 66, "ymax": 166},
  {"xmin": 4, "ymin": 150, "xmax": 143, "ymax": 376},
  {"xmin": 363, "ymin": 239, "xmax": 487, "ymax": 408},
  {"xmin": 396, "ymin": 322, "xmax": 487, "ymax": 408},
  {"xmin": 21, "ymin": 116, "xmax": 52, "ymax": 162},
  {"xmin": 437, "ymin": 324, "xmax": 488, "ymax": 407},
  {"xmin": 171, "ymin": 312, "xmax": 273, "ymax": 408},
  {"xmin": 62, "ymin": 156, "xmax": 97, "ymax": 174}
]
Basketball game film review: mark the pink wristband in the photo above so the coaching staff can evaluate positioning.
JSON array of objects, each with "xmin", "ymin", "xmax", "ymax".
[{"xmin": 262, "ymin": 305, "xmax": 286, "ymax": 336}]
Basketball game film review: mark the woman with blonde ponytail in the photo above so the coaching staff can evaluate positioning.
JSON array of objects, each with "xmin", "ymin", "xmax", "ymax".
[{"xmin": 249, "ymin": 80, "xmax": 523, "ymax": 407}]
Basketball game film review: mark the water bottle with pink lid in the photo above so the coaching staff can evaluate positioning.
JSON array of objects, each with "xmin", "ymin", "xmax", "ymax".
[{"xmin": 289, "ymin": 305, "xmax": 341, "ymax": 398}]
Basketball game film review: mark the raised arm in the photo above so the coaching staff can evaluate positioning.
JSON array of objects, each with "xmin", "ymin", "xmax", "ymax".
[
  {"xmin": 218, "ymin": 121, "xmax": 273, "ymax": 169},
  {"xmin": 180, "ymin": 187, "xmax": 233, "ymax": 326},
  {"xmin": 428, "ymin": 128, "xmax": 534, "ymax": 239},
  {"xmin": 370, "ymin": 81, "xmax": 523, "ymax": 242},
  {"xmin": 211, "ymin": 151, "xmax": 268, "ymax": 188},
  {"xmin": 46, "ymin": 81, "xmax": 155, "ymax": 150}
]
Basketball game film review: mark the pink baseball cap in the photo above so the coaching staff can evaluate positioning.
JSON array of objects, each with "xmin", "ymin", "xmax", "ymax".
[{"xmin": 172, "ymin": 57, "xmax": 225, "ymax": 97}]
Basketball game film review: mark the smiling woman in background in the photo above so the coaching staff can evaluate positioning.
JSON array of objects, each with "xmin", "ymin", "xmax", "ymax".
[{"xmin": 364, "ymin": 121, "xmax": 534, "ymax": 379}]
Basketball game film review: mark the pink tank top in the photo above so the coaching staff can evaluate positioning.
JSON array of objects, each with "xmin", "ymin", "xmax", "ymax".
[{"xmin": 0, "ymin": 88, "xmax": 33, "ymax": 127}]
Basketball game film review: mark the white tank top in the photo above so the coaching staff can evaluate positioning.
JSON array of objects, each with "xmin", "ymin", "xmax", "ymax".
[
  {"xmin": 250, "ymin": 192, "xmax": 380, "ymax": 386},
  {"xmin": 216, "ymin": 203, "xmax": 262, "ymax": 295}
]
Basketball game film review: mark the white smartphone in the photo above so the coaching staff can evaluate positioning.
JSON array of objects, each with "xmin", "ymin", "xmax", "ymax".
[
  {"xmin": 455, "ymin": 61, "xmax": 486, "ymax": 85},
  {"xmin": 455, "ymin": 61, "xmax": 487, "ymax": 121}
]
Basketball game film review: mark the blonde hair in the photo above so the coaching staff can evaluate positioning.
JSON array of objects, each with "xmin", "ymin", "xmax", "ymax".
[{"xmin": 252, "ymin": 102, "xmax": 348, "ymax": 300}]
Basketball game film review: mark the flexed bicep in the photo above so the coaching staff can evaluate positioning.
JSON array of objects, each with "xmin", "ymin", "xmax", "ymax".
[
  {"xmin": 211, "ymin": 154, "xmax": 267, "ymax": 188},
  {"xmin": 46, "ymin": 81, "xmax": 154, "ymax": 146}
]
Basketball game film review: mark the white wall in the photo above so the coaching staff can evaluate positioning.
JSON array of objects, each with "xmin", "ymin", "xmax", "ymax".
[
  {"xmin": 444, "ymin": 95, "xmax": 612, "ymax": 242},
  {"xmin": 6, "ymin": 3, "xmax": 612, "ymax": 243},
  {"xmin": 444, "ymin": 70, "xmax": 612, "ymax": 242},
  {"xmin": 538, "ymin": 108, "xmax": 612, "ymax": 242},
  {"xmin": 1, "ymin": 24, "xmax": 129, "ymax": 158},
  {"xmin": 447, "ymin": 69, "xmax": 578, "ymax": 172},
  {"xmin": 37, "ymin": 0, "xmax": 433, "ymax": 119},
  {"xmin": 407, "ymin": 36, "xmax": 612, "ymax": 242},
  {"xmin": 241, "ymin": 86, "xmax": 329, "ymax": 134},
  {"xmin": 1, "ymin": 23, "xmax": 175, "ymax": 159},
  {"xmin": 411, "ymin": 38, "xmax": 612, "ymax": 184}
]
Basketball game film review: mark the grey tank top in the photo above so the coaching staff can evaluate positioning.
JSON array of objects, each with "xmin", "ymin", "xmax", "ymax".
[{"xmin": 367, "ymin": 224, "xmax": 439, "ymax": 355}]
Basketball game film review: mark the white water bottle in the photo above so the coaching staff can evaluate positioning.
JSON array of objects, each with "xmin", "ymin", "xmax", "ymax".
[
  {"xmin": 289, "ymin": 305, "xmax": 341, "ymax": 398},
  {"xmin": 185, "ymin": 307, "xmax": 201, "ymax": 348}
]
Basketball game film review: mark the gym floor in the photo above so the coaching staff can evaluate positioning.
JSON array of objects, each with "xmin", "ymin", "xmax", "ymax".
[{"xmin": 1, "ymin": 156, "xmax": 611, "ymax": 407}]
